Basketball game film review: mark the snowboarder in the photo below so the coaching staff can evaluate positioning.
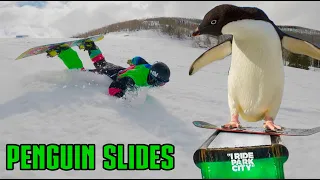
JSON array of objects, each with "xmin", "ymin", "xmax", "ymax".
[{"xmin": 46, "ymin": 40, "xmax": 171, "ymax": 98}]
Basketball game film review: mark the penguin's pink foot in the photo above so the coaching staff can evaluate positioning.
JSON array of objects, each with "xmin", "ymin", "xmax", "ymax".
[
  {"xmin": 263, "ymin": 116, "xmax": 283, "ymax": 131},
  {"xmin": 222, "ymin": 114, "xmax": 242, "ymax": 129}
]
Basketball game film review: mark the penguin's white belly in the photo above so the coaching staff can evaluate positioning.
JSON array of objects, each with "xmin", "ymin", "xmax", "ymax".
[{"xmin": 228, "ymin": 38, "xmax": 284, "ymax": 121}]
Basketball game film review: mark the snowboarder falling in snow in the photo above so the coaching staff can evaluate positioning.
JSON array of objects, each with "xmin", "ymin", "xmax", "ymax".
[{"xmin": 46, "ymin": 39, "xmax": 171, "ymax": 98}]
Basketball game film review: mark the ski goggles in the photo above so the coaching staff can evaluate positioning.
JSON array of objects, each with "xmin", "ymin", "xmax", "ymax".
[{"xmin": 149, "ymin": 74, "xmax": 169, "ymax": 87}]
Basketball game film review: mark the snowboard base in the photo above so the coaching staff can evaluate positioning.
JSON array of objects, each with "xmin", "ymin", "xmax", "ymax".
[{"xmin": 193, "ymin": 120, "xmax": 320, "ymax": 136}]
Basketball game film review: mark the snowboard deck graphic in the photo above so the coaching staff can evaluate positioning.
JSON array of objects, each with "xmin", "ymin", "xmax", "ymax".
[
  {"xmin": 193, "ymin": 120, "xmax": 320, "ymax": 136},
  {"xmin": 15, "ymin": 34, "xmax": 104, "ymax": 60}
]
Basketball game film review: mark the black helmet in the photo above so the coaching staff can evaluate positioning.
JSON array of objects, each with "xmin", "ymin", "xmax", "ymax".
[{"xmin": 149, "ymin": 62, "xmax": 170, "ymax": 86}]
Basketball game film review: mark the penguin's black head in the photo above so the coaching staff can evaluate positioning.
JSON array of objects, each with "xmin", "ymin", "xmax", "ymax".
[{"xmin": 192, "ymin": 4, "xmax": 272, "ymax": 37}]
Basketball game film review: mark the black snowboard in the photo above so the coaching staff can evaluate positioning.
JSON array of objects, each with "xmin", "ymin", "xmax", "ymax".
[{"xmin": 193, "ymin": 120, "xmax": 320, "ymax": 136}]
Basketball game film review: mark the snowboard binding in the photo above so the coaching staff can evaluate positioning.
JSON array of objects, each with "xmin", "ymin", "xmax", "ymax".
[
  {"xmin": 46, "ymin": 44, "xmax": 70, "ymax": 58},
  {"xmin": 78, "ymin": 39, "xmax": 95, "ymax": 51}
]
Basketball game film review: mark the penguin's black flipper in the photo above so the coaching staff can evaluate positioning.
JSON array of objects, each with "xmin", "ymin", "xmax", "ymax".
[
  {"xmin": 281, "ymin": 35, "xmax": 320, "ymax": 61},
  {"xmin": 278, "ymin": 25, "xmax": 320, "ymax": 48},
  {"xmin": 189, "ymin": 35, "xmax": 233, "ymax": 76},
  {"xmin": 275, "ymin": 25, "xmax": 320, "ymax": 61}
]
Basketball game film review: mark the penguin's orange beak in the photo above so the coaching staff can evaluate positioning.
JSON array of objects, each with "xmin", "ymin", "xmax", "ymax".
[{"xmin": 192, "ymin": 27, "xmax": 200, "ymax": 37}]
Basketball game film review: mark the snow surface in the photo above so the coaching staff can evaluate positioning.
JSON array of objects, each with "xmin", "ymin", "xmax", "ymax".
[{"xmin": 0, "ymin": 30, "xmax": 320, "ymax": 178}]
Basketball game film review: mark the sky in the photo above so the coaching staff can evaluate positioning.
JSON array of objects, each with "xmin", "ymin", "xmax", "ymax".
[{"xmin": 0, "ymin": 1, "xmax": 319, "ymax": 38}]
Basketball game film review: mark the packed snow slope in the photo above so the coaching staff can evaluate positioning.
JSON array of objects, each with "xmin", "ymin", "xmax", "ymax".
[{"xmin": 0, "ymin": 30, "xmax": 320, "ymax": 178}]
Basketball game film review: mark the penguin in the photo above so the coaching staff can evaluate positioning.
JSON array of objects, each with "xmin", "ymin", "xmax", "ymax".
[{"xmin": 189, "ymin": 4, "xmax": 320, "ymax": 131}]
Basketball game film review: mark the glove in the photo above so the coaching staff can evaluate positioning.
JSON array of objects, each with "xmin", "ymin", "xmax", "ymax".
[{"xmin": 127, "ymin": 59, "xmax": 133, "ymax": 65}]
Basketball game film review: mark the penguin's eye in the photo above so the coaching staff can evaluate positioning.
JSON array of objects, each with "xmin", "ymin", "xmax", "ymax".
[{"xmin": 211, "ymin": 20, "xmax": 217, "ymax": 25}]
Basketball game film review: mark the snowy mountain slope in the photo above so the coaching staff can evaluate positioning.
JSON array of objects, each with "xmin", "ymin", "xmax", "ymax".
[{"xmin": 0, "ymin": 31, "xmax": 320, "ymax": 178}]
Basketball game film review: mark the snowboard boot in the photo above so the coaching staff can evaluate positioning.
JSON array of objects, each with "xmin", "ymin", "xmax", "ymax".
[
  {"xmin": 78, "ymin": 39, "xmax": 96, "ymax": 51},
  {"xmin": 46, "ymin": 44, "xmax": 71, "ymax": 58},
  {"xmin": 78, "ymin": 39, "xmax": 109, "ymax": 69},
  {"xmin": 46, "ymin": 44, "xmax": 85, "ymax": 70}
]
